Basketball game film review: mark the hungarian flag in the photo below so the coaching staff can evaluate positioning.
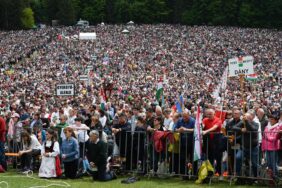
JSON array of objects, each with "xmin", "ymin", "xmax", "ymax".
[
  {"xmin": 156, "ymin": 81, "xmax": 163, "ymax": 102},
  {"xmin": 193, "ymin": 104, "xmax": 202, "ymax": 162},
  {"xmin": 246, "ymin": 73, "xmax": 258, "ymax": 81},
  {"xmin": 238, "ymin": 56, "xmax": 243, "ymax": 67},
  {"xmin": 57, "ymin": 34, "xmax": 62, "ymax": 40},
  {"xmin": 99, "ymin": 88, "xmax": 106, "ymax": 110}
]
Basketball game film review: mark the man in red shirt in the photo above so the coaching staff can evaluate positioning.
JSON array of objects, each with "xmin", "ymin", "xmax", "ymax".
[
  {"xmin": 202, "ymin": 109, "xmax": 223, "ymax": 177},
  {"xmin": 0, "ymin": 114, "xmax": 7, "ymax": 171}
]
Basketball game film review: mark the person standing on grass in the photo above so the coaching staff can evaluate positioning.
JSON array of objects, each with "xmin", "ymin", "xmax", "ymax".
[
  {"xmin": 174, "ymin": 110, "xmax": 196, "ymax": 178},
  {"xmin": 262, "ymin": 113, "xmax": 281, "ymax": 180},
  {"xmin": 233, "ymin": 112, "xmax": 259, "ymax": 178},
  {"xmin": 202, "ymin": 109, "xmax": 223, "ymax": 177},
  {"xmin": 0, "ymin": 114, "xmax": 7, "ymax": 171},
  {"xmin": 61, "ymin": 127, "xmax": 79, "ymax": 179}
]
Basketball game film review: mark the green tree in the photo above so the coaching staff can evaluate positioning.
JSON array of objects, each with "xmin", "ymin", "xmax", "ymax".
[
  {"xmin": 44, "ymin": 0, "xmax": 59, "ymax": 23},
  {"xmin": 182, "ymin": 0, "xmax": 209, "ymax": 25},
  {"xmin": 145, "ymin": 0, "xmax": 170, "ymax": 23},
  {"xmin": 57, "ymin": 0, "xmax": 77, "ymax": 25},
  {"xmin": 30, "ymin": 0, "xmax": 48, "ymax": 23},
  {"xmin": 21, "ymin": 7, "xmax": 35, "ymax": 28},
  {"xmin": 114, "ymin": 0, "xmax": 130, "ymax": 23},
  {"xmin": 129, "ymin": 1, "xmax": 150, "ymax": 23},
  {"xmin": 82, "ymin": 0, "xmax": 106, "ymax": 24},
  {"xmin": 238, "ymin": 1, "xmax": 255, "ymax": 27}
]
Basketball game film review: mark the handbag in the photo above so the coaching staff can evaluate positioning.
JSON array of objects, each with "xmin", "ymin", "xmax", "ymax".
[{"xmin": 55, "ymin": 155, "xmax": 62, "ymax": 177}]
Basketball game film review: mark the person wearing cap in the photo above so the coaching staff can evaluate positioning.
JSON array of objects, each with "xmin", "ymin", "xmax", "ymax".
[
  {"xmin": 262, "ymin": 113, "xmax": 281, "ymax": 180},
  {"xmin": 86, "ymin": 130, "xmax": 116, "ymax": 181}
]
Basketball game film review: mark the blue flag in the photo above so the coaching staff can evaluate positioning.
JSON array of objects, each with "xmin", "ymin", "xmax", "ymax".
[{"xmin": 176, "ymin": 101, "xmax": 182, "ymax": 113}]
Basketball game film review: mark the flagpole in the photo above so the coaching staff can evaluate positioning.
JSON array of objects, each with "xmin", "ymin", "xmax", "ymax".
[{"xmin": 219, "ymin": 67, "xmax": 228, "ymax": 121}]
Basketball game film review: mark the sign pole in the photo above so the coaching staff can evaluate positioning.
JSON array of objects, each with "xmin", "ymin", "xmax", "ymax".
[{"xmin": 239, "ymin": 74, "xmax": 246, "ymax": 128}]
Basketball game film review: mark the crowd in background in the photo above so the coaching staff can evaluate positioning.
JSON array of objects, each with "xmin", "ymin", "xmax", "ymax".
[{"xmin": 0, "ymin": 25, "xmax": 281, "ymax": 184}]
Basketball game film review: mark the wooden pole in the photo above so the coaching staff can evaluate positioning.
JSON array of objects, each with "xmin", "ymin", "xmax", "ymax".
[{"xmin": 239, "ymin": 74, "xmax": 246, "ymax": 128}]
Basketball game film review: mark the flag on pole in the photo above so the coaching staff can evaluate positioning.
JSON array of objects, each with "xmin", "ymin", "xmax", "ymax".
[
  {"xmin": 193, "ymin": 104, "xmax": 202, "ymax": 162},
  {"xmin": 179, "ymin": 95, "xmax": 184, "ymax": 111},
  {"xmin": 246, "ymin": 73, "xmax": 258, "ymax": 81},
  {"xmin": 156, "ymin": 81, "xmax": 163, "ymax": 102},
  {"xmin": 99, "ymin": 88, "xmax": 106, "ymax": 110},
  {"xmin": 175, "ymin": 101, "xmax": 182, "ymax": 113}
]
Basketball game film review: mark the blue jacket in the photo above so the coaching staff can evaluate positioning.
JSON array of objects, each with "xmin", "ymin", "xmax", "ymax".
[{"xmin": 61, "ymin": 137, "xmax": 79, "ymax": 162}]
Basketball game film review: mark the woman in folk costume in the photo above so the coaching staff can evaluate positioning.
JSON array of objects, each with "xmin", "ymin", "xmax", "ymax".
[{"xmin": 39, "ymin": 128, "xmax": 61, "ymax": 178}]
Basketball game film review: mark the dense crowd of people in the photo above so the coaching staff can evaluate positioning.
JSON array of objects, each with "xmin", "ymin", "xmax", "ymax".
[{"xmin": 0, "ymin": 24, "xmax": 281, "ymax": 185}]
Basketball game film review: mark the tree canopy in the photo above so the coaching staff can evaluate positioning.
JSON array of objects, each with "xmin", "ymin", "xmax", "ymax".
[{"xmin": 0, "ymin": 0, "xmax": 281, "ymax": 29}]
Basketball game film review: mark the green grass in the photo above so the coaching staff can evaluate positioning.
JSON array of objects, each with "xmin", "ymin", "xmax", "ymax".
[{"xmin": 0, "ymin": 171, "xmax": 267, "ymax": 188}]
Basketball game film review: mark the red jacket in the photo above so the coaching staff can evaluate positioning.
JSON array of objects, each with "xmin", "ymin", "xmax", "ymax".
[
  {"xmin": 153, "ymin": 131, "xmax": 173, "ymax": 153},
  {"xmin": 0, "ymin": 117, "xmax": 6, "ymax": 142}
]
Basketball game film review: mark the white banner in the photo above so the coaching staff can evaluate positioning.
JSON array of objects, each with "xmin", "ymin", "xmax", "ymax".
[
  {"xmin": 228, "ymin": 56, "xmax": 254, "ymax": 77},
  {"xmin": 56, "ymin": 83, "xmax": 75, "ymax": 96},
  {"xmin": 79, "ymin": 75, "xmax": 89, "ymax": 81}
]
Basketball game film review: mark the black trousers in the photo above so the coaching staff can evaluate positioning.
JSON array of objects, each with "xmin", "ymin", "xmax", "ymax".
[
  {"xmin": 20, "ymin": 149, "xmax": 41, "ymax": 170},
  {"xmin": 203, "ymin": 134, "xmax": 223, "ymax": 175},
  {"xmin": 0, "ymin": 141, "xmax": 7, "ymax": 171},
  {"xmin": 64, "ymin": 159, "xmax": 78, "ymax": 179},
  {"xmin": 169, "ymin": 152, "xmax": 179, "ymax": 174},
  {"xmin": 90, "ymin": 164, "xmax": 113, "ymax": 181}
]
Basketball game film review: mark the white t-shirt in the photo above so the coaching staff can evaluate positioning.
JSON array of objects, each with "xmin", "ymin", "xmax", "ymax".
[{"xmin": 23, "ymin": 136, "xmax": 42, "ymax": 151}]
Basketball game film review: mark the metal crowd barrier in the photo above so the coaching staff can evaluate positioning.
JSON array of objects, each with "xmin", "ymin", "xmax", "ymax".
[
  {"xmin": 113, "ymin": 130, "xmax": 281, "ymax": 186},
  {"xmin": 4, "ymin": 127, "xmax": 282, "ymax": 187}
]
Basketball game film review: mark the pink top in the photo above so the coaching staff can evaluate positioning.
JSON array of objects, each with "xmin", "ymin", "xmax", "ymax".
[{"xmin": 262, "ymin": 123, "xmax": 281, "ymax": 151}]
